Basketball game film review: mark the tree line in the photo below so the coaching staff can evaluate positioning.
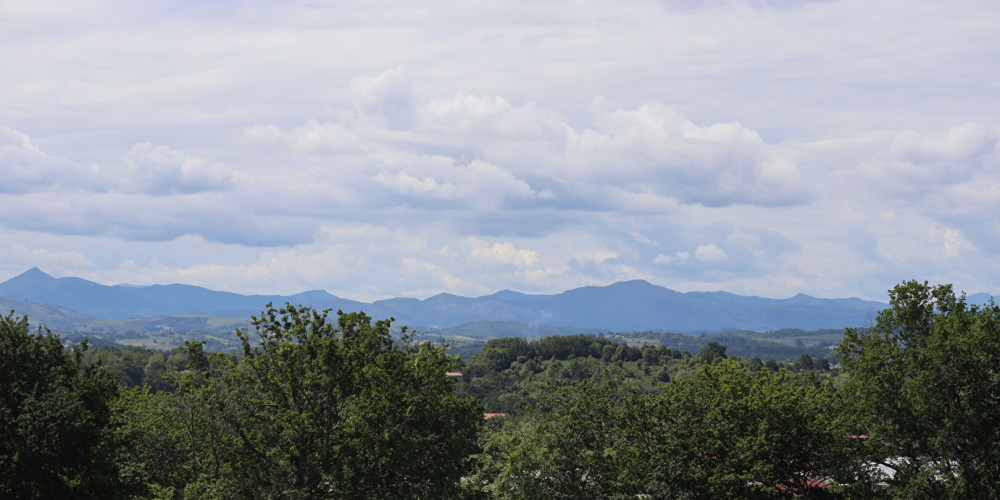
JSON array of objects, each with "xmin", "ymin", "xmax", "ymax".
[{"xmin": 2, "ymin": 281, "xmax": 999, "ymax": 498}]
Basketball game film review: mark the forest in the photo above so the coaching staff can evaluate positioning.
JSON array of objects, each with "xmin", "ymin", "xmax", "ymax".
[{"xmin": 2, "ymin": 280, "xmax": 999, "ymax": 498}]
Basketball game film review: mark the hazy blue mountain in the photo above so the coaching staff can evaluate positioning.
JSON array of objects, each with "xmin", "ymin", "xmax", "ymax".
[
  {"xmin": 966, "ymin": 293, "xmax": 997, "ymax": 307},
  {"xmin": 0, "ymin": 295, "xmax": 93, "ymax": 331},
  {"xmin": 0, "ymin": 268, "xmax": 366, "ymax": 319},
  {"xmin": 0, "ymin": 267, "xmax": 895, "ymax": 332},
  {"xmin": 370, "ymin": 280, "xmax": 884, "ymax": 332}
]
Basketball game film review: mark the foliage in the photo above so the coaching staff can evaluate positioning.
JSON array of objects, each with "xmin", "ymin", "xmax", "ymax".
[
  {"xmin": 84, "ymin": 344, "xmax": 188, "ymax": 391},
  {"xmin": 794, "ymin": 353, "xmax": 815, "ymax": 371},
  {"xmin": 658, "ymin": 359, "xmax": 851, "ymax": 497},
  {"xmin": 839, "ymin": 281, "xmax": 1000, "ymax": 497},
  {"xmin": 114, "ymin": 303, "xmax": 483, "ymax": 498},
  {"xmin": 468, "ymin": 380, "xmax": 627, "ymax": 499},
  {"xmin": 630, "ymin": 329, "xmax": 838, "ymax": 362},
  {"xmin": 467, "ymin": 359, "xmax": 852, "ymax": 498},
  {"xmin": 457, "ymin": 335, "xmax": 684, "ymax": 412},
  {"xmin": 0, "ymin": 311, "xmax": 122, "ymax": 498},
  {"xmin": 694, "ymin": 340, "xmax": 727, "ymax": 363}
]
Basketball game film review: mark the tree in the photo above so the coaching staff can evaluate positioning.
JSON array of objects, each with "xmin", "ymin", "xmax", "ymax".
[
  {"xmin": 112, "ymin": 342, "xmax": 241, "ymax": 498},
  {"xmin": 794, "ymin": 353, "xmax": 814, "ymax": 371},
  {"xmin": 124, "ymin": 304, "xmax": 484, "ymax": 498},
  {"xmin": 641, "ymin": 344, "xmax": 661, "ymax": 365},
  {"xmin": 658, "ymin": 359, "xmax": 853, "ymax": 497},
  {"xmin": 695, "ymin": 341, "xmax": 727, "ymax": 364},
  {"xmin": 839, "ymin": 281, "xmax": 1000, "ymax": 497},
  {"xmin": 469, "ymin": 380, "xmax": 626, "ymax": 499},
  {"xmin": 468, "ymin": 360, "xmax": 855, "ymax": 499},
  {"xmin": 0, "ymin": 312, "xmax": 122, "ymax": 498}
]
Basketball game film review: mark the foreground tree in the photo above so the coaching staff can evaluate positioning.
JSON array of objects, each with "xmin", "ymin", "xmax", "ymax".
[
  {"xmin": 469, "ymin": 380, "xmax": 626, "ymax": 498},
  {"xmin": 839, "ymin": 281, "xmax": 1000, "ymax": 497},
  {"xmin": 116, "ymin": 304, "xmax": 483, "ymax": 498},
  {"xmin": 659, "ymin": 359, "xmax": 852, "ymax": 497},
  {"xmin": 0, "ymin": 312, "xmax": 121, "ymax": 498}
]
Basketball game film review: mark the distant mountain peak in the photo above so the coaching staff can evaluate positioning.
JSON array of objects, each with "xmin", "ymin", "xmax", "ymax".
[
  {"xmin": 614, "ymin": 279, "xmax": 655, "ymax": 287},
  {"xmin": 425, "ymin": 292, "xmax": 464, "ymax": 302},
  {"xmin": 17, "ymin": 267, "xmax": 54, "ymax": 280},
  {"xmin": 2, "ymin": 267, "xmax": 56, "ymax": 286}
]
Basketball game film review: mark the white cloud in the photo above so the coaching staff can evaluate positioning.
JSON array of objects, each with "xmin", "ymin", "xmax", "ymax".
[
  {"xmin": 942, "ymin": 228, "xmax": 973, "ymax": 259},
  {"xmin": 112, "ymin": 142, "xmax": 232, "ymax": 195},
  {"xmin": 244, "ymin": 121, "xmax": 364, "ymax": 154},
  {"xmin": 693, "ymin": 243, "xmax": 727, "ymax": 262},
  {"xmin": 466, "ymin": 237, "xmax": 540, "ymax": 269},
  {"xmin": 562, "ymin": 101, "xmax": 808, "ymax": 207},
  {"xmin": 890, "ymin": 122, "xmax": 997, "ymax": 164},
  {"xmin": 654, "ymin": 251, "xmax": 691, "ymax": 265},
  {"xmin": 372, "ymin": 157, "xmax": 543, "ymax": 209},
  {"xmin": 848, "ymin": 123, "xmax": 999, "ymax": 190},
  {"xmin": 420, "ymin": 92, "xmax": 567, "ymax": 142},
  {"xmin": 0, "ymin": 243, "xmax": 94, "ymax": 275},
  {"xmin": 350, "ymin": 66, "xmax": 417, "ymax": 129},
  {"xmin": 0, "ymin": 125, "xmax": 85, "ymax": 193}
]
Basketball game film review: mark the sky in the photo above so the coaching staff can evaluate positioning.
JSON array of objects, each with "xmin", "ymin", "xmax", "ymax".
[{"xmin": 1, "ymin": 0, "xmax": 999, "ymax": 301}]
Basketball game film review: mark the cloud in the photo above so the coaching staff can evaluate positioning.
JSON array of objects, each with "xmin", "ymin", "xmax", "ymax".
[
  {"xmin": 562, "ymin": 102, "xmax": 808, "ymax": 207},
  {"xmin": 466, "ymin": 236, "xmax": 540, "ymax": 269},
  {"xmin": 0, "ymin": 125, "xmax": 81, "ymax": 193},
  {"xmin": 111, "ymin": 142, "xmax": 233, "ymax": 195},
  {"xmin": 891, "ymin": 122, "xmax": 997, "ymax": 163},
  {"xmin": 419, "ymin": 92, "xmax": 567, "ymax": 143},
  {"xmin": 244, "ymin": 121, "xmax": 364, "ymax": 154},
  {"xmin": 654, "ymin": 252, "xmax": 689, "ymax": 265},
  {"xmin": 0, "ymin": 128, "xmax": 317, "ymax": 246},
  {"xmin": 833, "ymin": 123, "xmax": 1000, "ymax": 225},
  {"xmin": 693, "ymin": 243, "xmax": 727, "ymax": 262},
  {"xmin": 0, "ymin": 125, "xmax": 47, "ymax": 193},
  {"xmin": 350, "ymin": 65, "xmax": 417, "ymax": 130},
  {"xmin": 851, "ymin": 123, "xmax": 999, "ymax": 191},
  {"xmin": 942, "ymin": 227, "xmax": 973, "ymax": 259},
  {"xmin": 371, "ymin": 156, "xmax": 546, "ymax": 209},
  {"xmin": 653, "ymin": 244, "xmax": 728, "ymax": 264},
  {"xmin": 0, "ymin": 242, "xmax": 94, "ymax": 276},
  {"xmin": 1, "ymin": 126, "xmax": 234, "ymax": 196}
]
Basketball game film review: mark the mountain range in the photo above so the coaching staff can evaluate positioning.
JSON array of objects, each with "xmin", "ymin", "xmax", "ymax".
[{"xmin": 0, "ymin": 267, "xmax": 915, "ymax": 333}]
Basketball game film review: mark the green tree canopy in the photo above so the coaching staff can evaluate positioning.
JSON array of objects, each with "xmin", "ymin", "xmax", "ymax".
[
  {"xmin": 0, "ymin": 312, "xmax": 121, "ymax": 498},
  {"xmin": 469, "ymin": 359, "xmax": 853, "ymax": 498},
  {"xmin": 115, "ymin": 304, "xmax": 483, "ymax": 498},
  {"xmin": 794, "ymin": 353, "xmax": 814, "ymax": 371},
  {"xmin": 839, "ymin": 281, "xmax": 1000, "ymax": 497},
  {"xmin": 694, "ymin": 340, "xmax": 727, "ymax": 364}
]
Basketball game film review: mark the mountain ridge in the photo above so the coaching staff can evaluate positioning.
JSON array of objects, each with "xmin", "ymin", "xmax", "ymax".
[
  {"xmin": 0, "ymin": 268, "xmax": 891, "ymax": 332},
  {"xmin": 0, "ymin": 267, "xmax": 960, "ymax": 333}
]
